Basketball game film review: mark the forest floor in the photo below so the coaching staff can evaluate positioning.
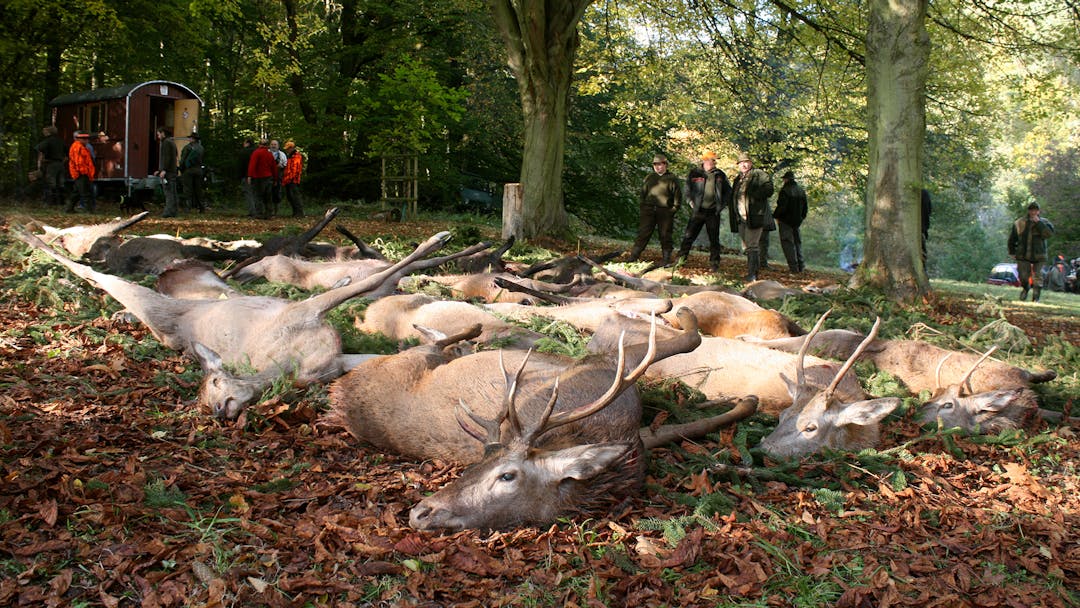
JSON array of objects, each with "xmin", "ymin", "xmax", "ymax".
[{"xmin": 1, "ymin": 205, "xmax": 1077, "ymax": 607}]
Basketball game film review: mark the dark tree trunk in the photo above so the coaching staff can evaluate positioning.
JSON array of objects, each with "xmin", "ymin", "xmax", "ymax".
[{"xmin": 490, "ymin": 0, "xmax": 592, "ymax": 239}]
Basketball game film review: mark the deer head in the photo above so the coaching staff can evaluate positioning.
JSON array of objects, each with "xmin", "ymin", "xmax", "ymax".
[
  {"xmin": 194, "ymin": 343, "xmax": 274, "ymax": 419},
  {"xmin": 759, "ymin": 312, "xmax": 901, "ymax": 459},
  {"xmin": 408, "ymin": 317, "xmax": 663, "ymax": 532},
  {"xmin": 919, "ymin": 346, "xmax": 1038, "ymax": 433}
]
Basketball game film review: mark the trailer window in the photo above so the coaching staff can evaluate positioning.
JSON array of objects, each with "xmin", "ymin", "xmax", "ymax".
[{"xmin": 81, "ymin": 102, "xmax": 107, "ymax": 134}]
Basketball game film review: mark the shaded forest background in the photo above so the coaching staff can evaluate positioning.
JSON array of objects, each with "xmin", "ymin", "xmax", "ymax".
[{"xmin": 2, "ymin": 0, "xmax": 1079, "ymax": 282}]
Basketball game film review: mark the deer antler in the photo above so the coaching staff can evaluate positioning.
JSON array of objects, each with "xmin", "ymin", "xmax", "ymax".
[
  {"xmin": 933, "ymin": 352, "xmax": 955, "ymax": 392},
  {"xmin": 504, "ymin": 349, "xmax": 533, "ymax": 438},
  {"xmin": 455, "ymin": 349, "xmax": 532, "ymax": 450},
  {"xmin": 455, "ymin": 400, "xmax": 503, "ymax": 450},
  {"xmin": 793, "ymin": 309, "xmax": 833, "ymax": 398},
  {"xmin": 822, "ymin": 316, "xmax": 881, "ymax": 403},
  {"xmin": 956, "ymin": 345, "xmax": 999, "ymax": 396},
  {"xmin": 530, "ymin": 313, "xmax": 661, "ymax": 439}
]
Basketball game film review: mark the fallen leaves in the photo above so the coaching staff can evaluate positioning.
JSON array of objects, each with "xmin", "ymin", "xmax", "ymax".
[{"xmin": 1, "ymin": 216, "xmax": 1079, "ymax": 607}]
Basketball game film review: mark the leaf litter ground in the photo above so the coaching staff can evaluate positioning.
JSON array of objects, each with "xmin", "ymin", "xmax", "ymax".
[{"xmin": 0, "ymin": 212, "xmax": 1077, "ymax": 607}]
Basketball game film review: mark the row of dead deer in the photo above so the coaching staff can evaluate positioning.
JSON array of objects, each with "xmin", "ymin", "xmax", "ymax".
[{"xmin": 11, "ymin": 211, "xmax": 1063, "ymax": 531}]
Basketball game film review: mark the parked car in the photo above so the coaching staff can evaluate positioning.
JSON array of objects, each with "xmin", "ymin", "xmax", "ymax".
[
  {"xmin": 457, "ymin": 173, "xmax": 499, "ymax": 214},
  {"xmin": 987, "ymin": 262, "xmax": 1020, "ymax": 287}
]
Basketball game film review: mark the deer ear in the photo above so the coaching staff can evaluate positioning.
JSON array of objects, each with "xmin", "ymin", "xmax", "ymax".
[
  {"xmin": 968, "ymin": 388, "xmax": 1025, "ymax": 414},
  {"xmin": 835, "ymin": 398, "xmax": 901, "ymax": 427},
  {"xmin": 193, "ymin": 342, "xmax": 223, "ymax": 372},
  {"xmin": 542, "ymin": 443, "xmax": 630, "ymax": 481},
  {"xmin": 779, "ymin": 373, "xmax": 799, "ymax": 399},
  {"xmin": 413, "ymin": 324, "xmax": 448, "ymax": 344}
]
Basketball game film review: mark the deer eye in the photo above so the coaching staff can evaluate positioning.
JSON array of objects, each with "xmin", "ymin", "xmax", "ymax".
[
  {"xmin": 498, "ymin": 472, "xmax": 516, "ymax": 482},
  {"xmin": 802, "ymin": 423, "xmax": 818, "ymax": 433},
  {"xmin": 940, "ymin": 401, "xmax": 954, "ymax": 410}
]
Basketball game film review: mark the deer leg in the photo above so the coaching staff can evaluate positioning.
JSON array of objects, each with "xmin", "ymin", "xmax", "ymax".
[{"xmin": 639, "ymin": 397, "xmax": 758, "ymax": 449}]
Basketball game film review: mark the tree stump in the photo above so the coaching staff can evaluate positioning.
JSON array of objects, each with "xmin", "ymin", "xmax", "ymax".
[{"xmin": 502, "ymin": 183, "xmax": 524, "ymax": 240}]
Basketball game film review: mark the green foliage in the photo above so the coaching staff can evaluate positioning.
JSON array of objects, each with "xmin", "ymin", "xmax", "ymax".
[
  {"xmin": 352, "ymin": 56, "xmax": 468, "ymax": 158},
  {"xmin": 144, "ymin": 478, "xmax": 188, "ymax": 509},
  {"xmin": 520, "ymin": 318, "xmax": 588, "ymax": 358}
]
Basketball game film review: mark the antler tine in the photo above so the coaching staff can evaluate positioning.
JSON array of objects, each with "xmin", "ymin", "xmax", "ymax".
[
  {"xmin": 823, "ymin": 316, "xmax": 881, "ymax": 402},
  {"xmin": 455, "ymin": 399, "xmax": 504, "ymax": 447},
  {"xmin": 502, "ymin": 349, "xmax": 534, "ymax": 437},
  {"xmin": 521, "ymin": 376, "xmax": 561, "ymax": 446},
  {"xmin": 957, "ymin": 345, "xmax": 998, "ymax": 396},
  {"xmin": 796, "ymin": 309, "xmax": 833, "ymax": 389},
  {"xmin": 542, "ymin": 313, "xmax": 660, "ymax": 433},
  {"xmin": 933, "ymin": 352, "xmax": 955, "ymax": 392}
]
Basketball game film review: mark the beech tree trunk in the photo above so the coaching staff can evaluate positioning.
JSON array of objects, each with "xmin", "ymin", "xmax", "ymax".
[
  {"xmin": 853, "ymin": 0, "xmax": 930, "ymax": 302},
  {"xmin": 490, "ymin": 0, "xmax": 591, "ymax": 239}
]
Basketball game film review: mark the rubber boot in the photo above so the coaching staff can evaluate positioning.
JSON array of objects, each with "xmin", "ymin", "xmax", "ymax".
[
  {"xmin": 1019, "ymin": 288, "xmax": 1028, "ymax": 301},
  {"xmin": 745, "ymin": 251, "xmax": 759, "ymax": 283},
  {"xmin": 1032, "ymin": 287, "xmax": 1041, "ymax": 303}
]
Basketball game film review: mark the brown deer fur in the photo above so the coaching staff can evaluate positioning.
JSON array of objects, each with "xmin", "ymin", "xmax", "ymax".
[
  {"xmin": 746, "ymin": 329, "xmax": 1056, "ymax": 395},
  {"xmin": 328, "ymin": 310, "xmax": 755, "ymax": 531},
  {"xmin": 14, "ymin": 226, "xmax": 455, "ymax": 418}
]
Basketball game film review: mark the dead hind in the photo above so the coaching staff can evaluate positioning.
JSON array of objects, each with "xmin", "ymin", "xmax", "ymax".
[{"xmin": 13, "ymin": 226, "xmax": 456, "ymax": 419}]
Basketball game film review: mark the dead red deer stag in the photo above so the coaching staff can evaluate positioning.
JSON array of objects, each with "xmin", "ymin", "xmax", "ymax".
[
  {"xmin": 583, "ymin": 310, "xmax": 860, "ymax": 414},
  {"xmin": 743, "ymin": 328, "xmax": 1056, "ymax": 396},
  {"xmin": 401, "ymin": 272, "xmax": 595, "ymax": 304},
  {"xmin": 495, "ymin": 277, "xmax": 803, "ymax": 340},
  {"xmin": 14, "ymin": 226, "xmax": 455, "ymax": 418},
  {"xmin": 757, "ymin": 313, "xmax": 902, "ymax": 459},
  {"xmin": 918, "ymin": 346, "xmax": 1059, "ymax": 433},
  {"xmin": 327, "ymin": 310, "xmax": 757, "ymax": 531},
  {"xmin": 483, "ymin": 293, "xmax": 674, "ymax": 334},
  {"xmin": 578, "ymin": 255, "xmax": 737, "ymax": 297},
  {"xmin": 226, "ymin": 241, "xmax": 493, "ymax": 292}
]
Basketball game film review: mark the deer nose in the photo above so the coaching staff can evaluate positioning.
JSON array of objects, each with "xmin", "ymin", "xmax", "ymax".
[{"xmin": 409, "ymin": 503, "xmax": 433, "ymax": 529}]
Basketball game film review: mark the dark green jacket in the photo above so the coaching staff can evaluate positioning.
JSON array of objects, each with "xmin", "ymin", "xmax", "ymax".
[
  {"xmin": 773, "ymin": 179, "xmax": 808, "ymax": 228},
  {"xmin": 640, "ymin": 172, "xmax": 682, "ymax": 211},
  {"xmin": 1008, "ymin": 215, "xmax": 1054, "ymax": 262},
  {"xmin": 728, "ymin": 168, "xmax": 774, "ymax": 231},
  {"xmin": 181, "ymin": 141, "xmax": 205, "ymax": 172}
]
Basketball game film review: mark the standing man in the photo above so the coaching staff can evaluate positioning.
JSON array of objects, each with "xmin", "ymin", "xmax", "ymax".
[
  {"xmin": 237, "ymin": 137, "xmax": 256, "ymax": 217},
  {"xmin": 156, "ymin": 127, "xmax": 179, "ymax": 218},
  {"xmin": 627, "ymin": 153, "xmax": 681, "ymax": 264},
  {"xmin": 675, "ymin": 150, "xmax": 730, "ymax": 271},
  {"xmin": 282, "ymin": 140, "xmax": 304, "ymax": 218},
  {"xmin": 269, "ymin": 139, "xmax": 288, "ymax": 217},
  {"xmin": 247, "ymin": 138, "xmax": 277, "ymax": 219},
  {"xmin": 1007, "ymin": 202, "xmax": 1054, "ymax": 302},
  {"xmin": 773, "ymin": 170, "xmax": 809, "ymax": 273},
  {"xmin": 35, "ymin": 125, "xmax": 66, "ymax": 207},
  {"xmin": 65, "ymin": 131, "xmax": 95, "ymax": 213},
  {"xmin": 180, "ymin": 132, "xmax": 206, "ymax": 213},
  {"xmin": 727, "ymin": 152, "xmax": 774, "ymax": 282}
]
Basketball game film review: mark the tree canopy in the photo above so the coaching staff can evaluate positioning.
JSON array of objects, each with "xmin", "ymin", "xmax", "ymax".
[{"xmin": 3, "ymin": 0, "xmax": 1079, "ymax": 290}]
